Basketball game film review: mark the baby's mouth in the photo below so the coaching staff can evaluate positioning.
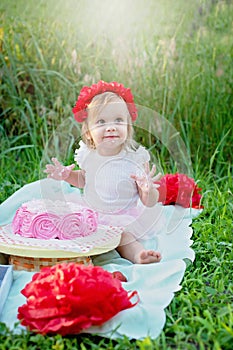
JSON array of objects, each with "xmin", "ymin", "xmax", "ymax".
[{"xmin": 103, "ymin": 135, "xmax": 119, "ymax": 140}]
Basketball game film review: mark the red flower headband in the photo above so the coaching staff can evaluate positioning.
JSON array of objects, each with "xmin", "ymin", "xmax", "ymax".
[{"xmin": 72, "ymin": 80, "xmax": 138, "ymax": 123}]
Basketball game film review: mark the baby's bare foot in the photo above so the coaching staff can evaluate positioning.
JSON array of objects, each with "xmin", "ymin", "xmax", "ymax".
[{"xmin": 135, "ymin": 250, "xmax": 161, "ymax": 264}]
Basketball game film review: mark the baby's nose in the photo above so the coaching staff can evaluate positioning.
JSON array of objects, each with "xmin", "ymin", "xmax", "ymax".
[{"xmin": 106, "ymin": 123, "xmax": 116, "ymax": 131}]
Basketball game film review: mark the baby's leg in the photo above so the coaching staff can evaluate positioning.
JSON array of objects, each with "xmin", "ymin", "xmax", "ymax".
[
  {"xmin": 135, "ymin": 250, "xmax": 161, "ymax": 264},
  {"xmin": 117, "ymin": 231, "xmax": 161, "ymax": 264}
]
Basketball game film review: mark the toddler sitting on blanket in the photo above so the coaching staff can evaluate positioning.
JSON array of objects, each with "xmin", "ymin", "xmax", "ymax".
[{"xmin": 45, "ymin": 81, "xmax": 163, "ymax": 264}]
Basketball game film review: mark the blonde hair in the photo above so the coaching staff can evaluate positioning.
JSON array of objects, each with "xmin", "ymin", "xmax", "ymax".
[{"xmin": 81, "ymin": 92, "xmax": 137, "ymax": 150}]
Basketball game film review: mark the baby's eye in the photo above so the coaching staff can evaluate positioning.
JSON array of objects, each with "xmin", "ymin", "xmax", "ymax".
[
  {"xmin": 96, "ymin": 119, "xmax": 105, "ymax": 125},
  {"xmin": 115, "ymin": 117, "xmax": 124, "ymax": 123}
]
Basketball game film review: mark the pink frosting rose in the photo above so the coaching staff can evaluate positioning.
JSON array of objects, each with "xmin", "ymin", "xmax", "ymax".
[
  {"xmin": 29, "ymin": 213, "xmax": 60, "ymax": 239},
  {"xmin": 12, "ymin": 206, "xmax": 35, "ymax": 238},
  {"xmin": 59, "ymin": 209, "xmax": 98, "ymax": 239},
  {"xmin": 12, "ymin": 202, "xmax": 98, "ymax": 240}
]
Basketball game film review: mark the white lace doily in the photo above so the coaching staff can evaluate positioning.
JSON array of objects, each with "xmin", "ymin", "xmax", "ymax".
[{"xmin": 0, "ymin": 224, "xmax": 122, "ymax": 257}]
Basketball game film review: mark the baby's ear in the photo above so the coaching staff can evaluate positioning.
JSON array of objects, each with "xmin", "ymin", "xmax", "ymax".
[
  {"xmin": 83, "ymin": 131, "xmax": 95, "ymax": 149},
  {"xmin": 85, "ymin": 131, "xmax": 91, "ymax": 140}
]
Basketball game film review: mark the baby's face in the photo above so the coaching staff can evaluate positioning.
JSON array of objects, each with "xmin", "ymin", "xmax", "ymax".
[{"xmin": 88, "ymin": 101, "xmax": 129, "ymax": 156}]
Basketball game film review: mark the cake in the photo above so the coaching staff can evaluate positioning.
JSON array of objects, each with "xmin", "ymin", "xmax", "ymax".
[{"xmin": 12, "ymin": 199, "xmax": 98, "ymax": 240}]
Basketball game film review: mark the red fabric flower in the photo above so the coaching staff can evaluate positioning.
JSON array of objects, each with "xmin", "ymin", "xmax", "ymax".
[
  {"xmin": 156, "ymin": 173, "xmax": 203, "ymax": 209},
  {"xmin": 72, "ymin": 80, "xmax": 137, "ymax": 122},
  {"xmin": 18, "ymin": 263, "xmax": 138, "ymax": 335},
  {"xmin": 112, "ymin": 271, "xmax": 128, "ymax": 282}
]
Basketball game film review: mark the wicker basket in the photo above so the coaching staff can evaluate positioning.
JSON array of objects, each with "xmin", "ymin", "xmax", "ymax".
[{"xmin": 9, "ymin": 255, "xmax": 92, "ymax": 272}]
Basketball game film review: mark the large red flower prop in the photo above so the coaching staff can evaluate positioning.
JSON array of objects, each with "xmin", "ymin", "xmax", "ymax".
[
  {"xmin": 18, "ymin": 263, "xmax": 138, "ymax": 335},
  {"xmin": 156, "ymin": 173, "xmax": 203, "ymax": 209},
  {"xmin": 72, "ymin": 80, "xmax": 137, "ymax": 122}
]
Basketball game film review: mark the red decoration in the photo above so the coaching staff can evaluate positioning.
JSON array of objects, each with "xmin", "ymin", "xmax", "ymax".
[
  {"xmin": 112, "ymin": 271, "xmax": 128, "ymax": 282},
  {"xmin": 17, "ymin": 263, "xmax": 138, "ymax": 335},
  {"xmin": 72, "ymin": 80, "xmax": 137, "ymax": 122},
  {"xmin": 156, "ymin": 173, "xmax": 203, "ymax": 209}
]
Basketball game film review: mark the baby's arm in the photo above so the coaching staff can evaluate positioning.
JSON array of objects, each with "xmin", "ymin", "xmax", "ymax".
[
  {"xmin": 63, "ymin": 169, "xmax": 85, "ymax": 188},
  {"xmin": 44, "ymin": 158, "xmax": 85, "ymax": 188},
  {"xmin": 131, "ymin": 162, "xmax": 162, "ymax": 207}
]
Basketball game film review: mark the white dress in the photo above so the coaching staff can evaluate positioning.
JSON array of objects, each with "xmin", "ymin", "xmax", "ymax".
[{"xmin": 74, "ymin": 141, "xmax": 165, "ymax": 241}]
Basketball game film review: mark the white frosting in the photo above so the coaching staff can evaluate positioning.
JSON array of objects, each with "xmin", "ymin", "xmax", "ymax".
[{"xmin": 22, "ymin": 199, "xmax": 86, "ymax": 215}]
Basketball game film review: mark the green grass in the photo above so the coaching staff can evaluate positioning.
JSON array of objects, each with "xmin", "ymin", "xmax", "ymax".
[{"xmin": 0, "ymin": 0, "xmax": 232, "ymax": 348}]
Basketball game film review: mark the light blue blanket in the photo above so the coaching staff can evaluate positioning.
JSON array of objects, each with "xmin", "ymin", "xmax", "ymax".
[{"xmin": 0, "ymin": 179, "xmax": 201, "ymax": 339}]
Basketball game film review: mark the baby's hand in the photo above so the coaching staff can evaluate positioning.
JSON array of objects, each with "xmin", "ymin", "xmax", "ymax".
[
  {"xmin": 131, "ymin": 162, "xmax": 162, "ymax": 193},
  {"xmin": 44, "ymin": 158, "xmax": 75, "ymax": 181}
]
